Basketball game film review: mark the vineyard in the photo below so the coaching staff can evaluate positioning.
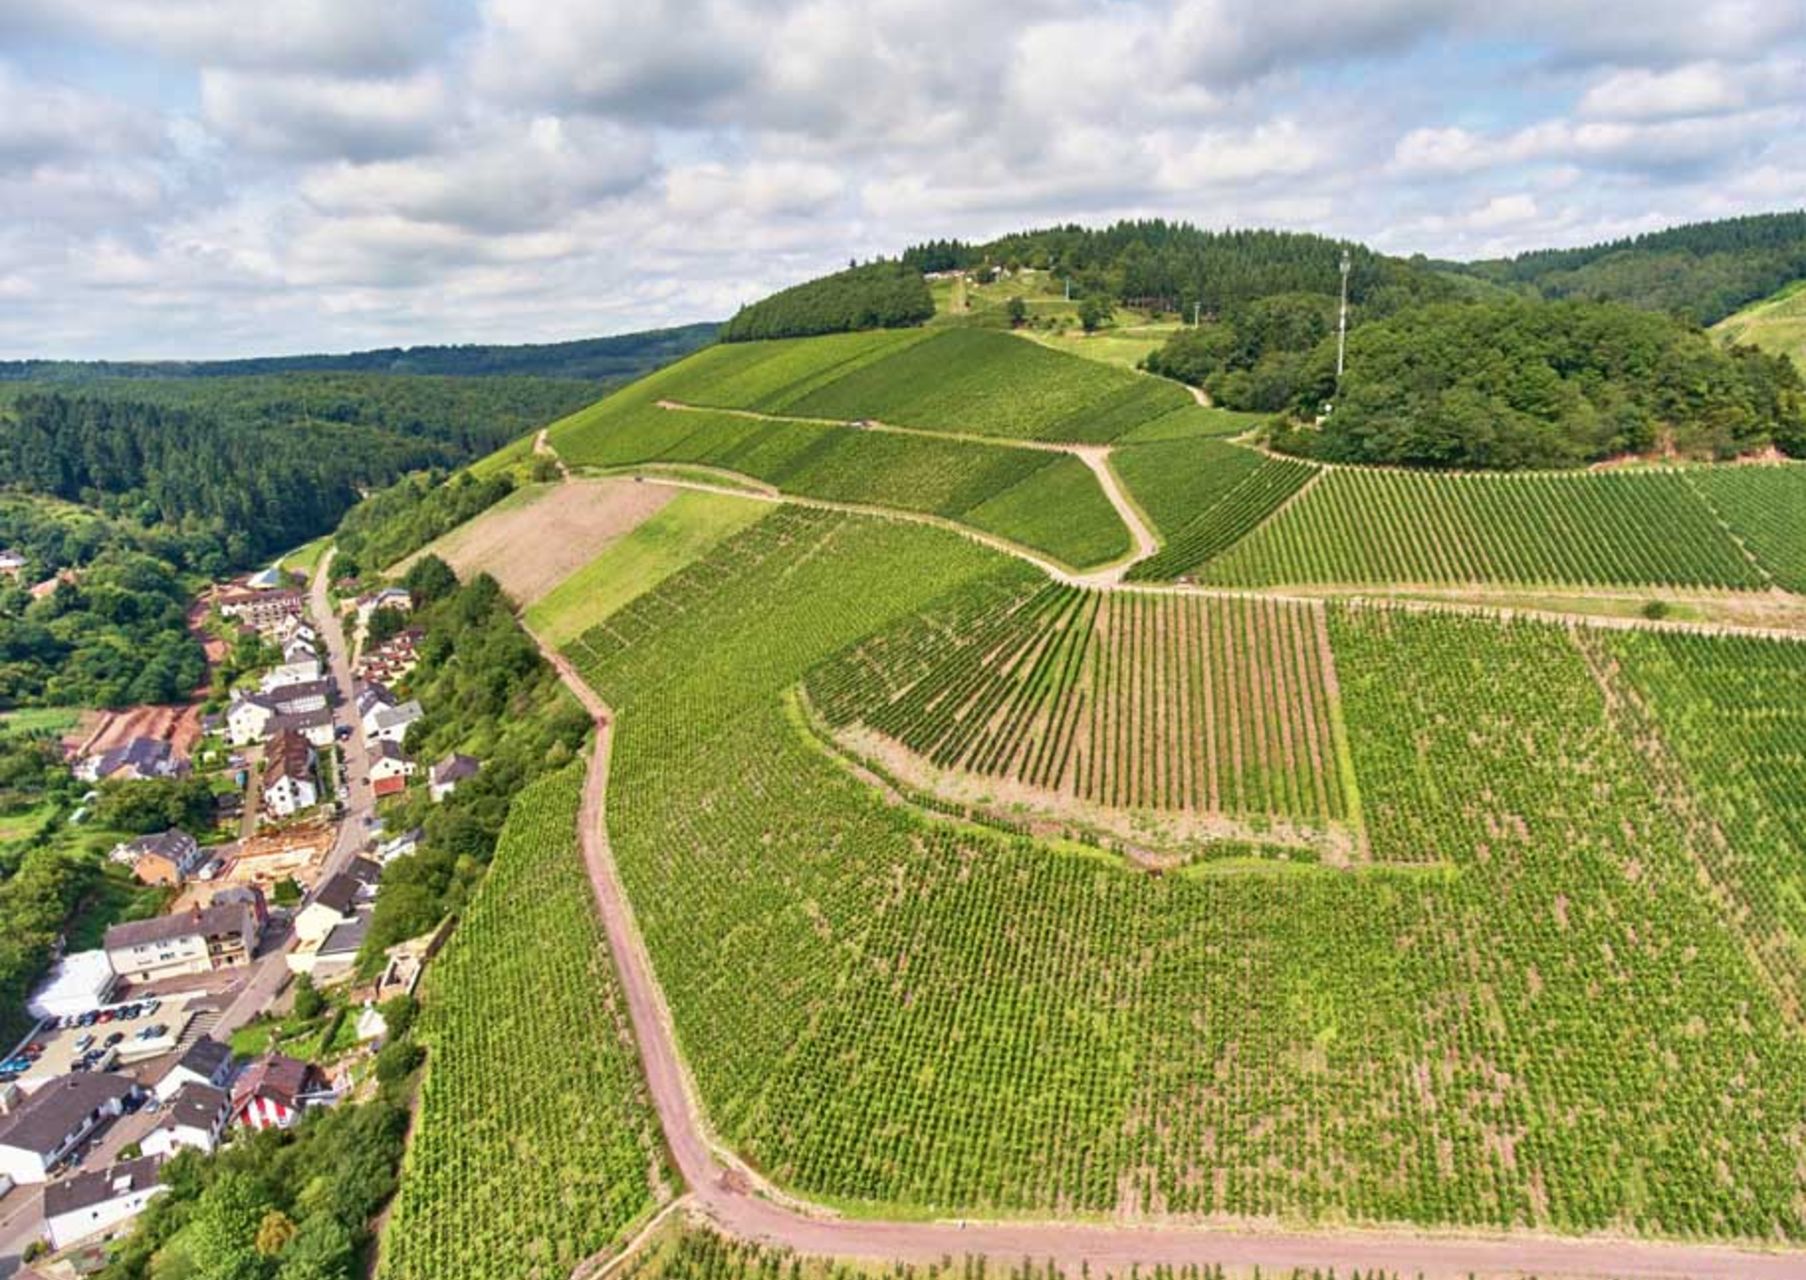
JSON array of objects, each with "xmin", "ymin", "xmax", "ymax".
[
  {"xmin": 1113, "ymin": 438, "xmax": 1318, "ymax": 582},
  {"xmin": 1587, "ymin": 626, "xmax": 1806, "ymax": 1019},
  {"xmin": 379, "ymin": 763, "xmax": 670, "ymax": 1280},
  {"xmin": 1687, "ymin": 463, "xmax": 1806, "ymax": 592},
  {"xmin": 806, "ymin": 581, "xmax": 1356, "ymax": 838},
  {"xmin": 553, "ymin": 395, "xmax": 1129, "ymax": 569},
  {"xmin": 558, "ymin": 504, "xmax": 1806, "ymax": 1237},
  {"xmin": 1198, "ymin": 465, "xmax": 1767, "ymax": 589}
]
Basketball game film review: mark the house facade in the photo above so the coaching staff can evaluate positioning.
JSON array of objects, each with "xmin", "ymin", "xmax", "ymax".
[
  {"xmin": 261, "ymin": 728, "xmax": 318, "ymax": 818},
  {"xmin": 44, "ymin": 1154, "xmax": 165, "ymax": 1250},
  {"xmin": 104, "ymin": 903, "xmax": 258, "ymax": 984},
  {"xmin": 154, "ymin": 1036, "xmax": 235, "ymax": 1103},
  {"xmin": 0, "ymin": 1074, "xmax": 139, "ymax": 1185},
  {"xmin": 120, "ymin": 829, "xmax": 204, "ymax": 887},
  {"xmin": 231, "ymin": 1055, "xmax": 326, "ymax": 1131},
  {"xmin": 141, "ymin": 1084, "xmax": 230, "ymax": 1159}
]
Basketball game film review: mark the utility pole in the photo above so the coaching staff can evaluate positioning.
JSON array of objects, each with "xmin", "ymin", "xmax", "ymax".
[{"xmin": 1335, "ymin": 248, "xmax": 1352, "ymax": 381}]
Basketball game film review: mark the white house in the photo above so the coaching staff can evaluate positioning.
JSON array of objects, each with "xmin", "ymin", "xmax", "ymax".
[
  {"xmin": 154, "ymin": 1036, "xmax": 234, "ymax": 1103},
  {"xmin": 355, "ymin": 587, "xmax": 412, "ymax": 629},
  {"xmin": 259, "ymin": 657, "xmax": 323, "ymax": 692},
  {"xmin": 366, "ymin": 700, "xmax": 424, "ymax": 745},
  {"xmin": 0, "ymin": 1073, "xmax": 139, "ymax": 1185},
  {"xmin": 367, "ymin": 741, "xmax": 415, "ymax": 787},
  {"xmin": 271, "ymin": 707, "xmax": 336, "ymax": 749},
  {"xmin": 281, "ymin": 634, "xmax": 317, "ymax": 664},
  {"xmin": 231, "ymin": 1056, "xmax": 327, "ymax": 1131},
  {"xmin": 104, "ymin": 903, "xmax": 259, "ymax": 985},
  {"xmin": 277, "ymin": 614, "xmax": 317, "ymax": 648},
  {"xmin": 44, "ymin": 1155, "xmax": 165, "ymax": 1250},
  {"xmin": 293, "ymin": 872, "xmax": 362, "ymax": 946},
  {"xmin": 375, "ymin": 828, "xmax": 422, "ymax": 864},
  {"xmin": 225, "ymin": 693, "xmax": 280, "ymax": 746},
  {"xmin": 261, "ymin": 729, "xmax": 318, "ymax": 818},
  {"xmin": 141, "ymin": 1084, "xmax": 230, "ymax": 1159},
  {"xmin": 428, "ymin": 754, "xmax": 480, "ymax": 802}
]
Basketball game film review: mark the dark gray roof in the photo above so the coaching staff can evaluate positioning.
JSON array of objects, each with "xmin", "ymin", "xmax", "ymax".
[
  {"xmin": 431, "ymin": 753, "xmax": 480, "ymax": 786},
  {"xmin": 269, "ymin": 679, "xmax": 332, "ymax": 709},
  {"xmin": 310, "ymin": 873, "xmax": 360, "ymax": 916},
  {"xmin": 43, "ymin": 1155, "xmax": 162, "ymax": 1217},
  {"xmin": 158, "ymin": 1083, "xmax": 228, "ymax": 1133},
  {"xmin": 319, "ymin": 912, "xmax": 372, "ymax": 957},
  {"xmin": 269, "ymin": 706, "xmax": 333, "ymax": 733},
  {"xmin": 93, "ymin": 738, "xmax": 172, "ymax": 778},
  {"xmin": 173, "ymin": 1036, "xmax": 232, "ymax": 1080},
  {"xmin": 343, "ymin": 856, "xmax": 382, "ymax": 887},
  {"xmin": 105, "ymin": 902, "xmax": 252, "ymax": 952},
  {"xmin": 127, "ymin": 829, "xmax": 197, "ymax": 862},
  {"xmin": 0, "ymin": 1074, "xmax": 136, "ymax": 1156}
]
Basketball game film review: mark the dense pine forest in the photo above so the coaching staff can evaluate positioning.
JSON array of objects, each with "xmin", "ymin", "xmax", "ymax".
[{"xmin": 1448, "ymin": 210, "xmax": 1806, "ymax": 325}]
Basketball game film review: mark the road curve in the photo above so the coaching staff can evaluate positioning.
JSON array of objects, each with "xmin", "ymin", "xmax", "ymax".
[{"xmin": 532, "ymin": 630, "xmax": 1806, "ymax": 1280}]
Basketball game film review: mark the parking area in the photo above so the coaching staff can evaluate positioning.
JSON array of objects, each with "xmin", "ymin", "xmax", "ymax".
[{"xmin": 4, "ymin": 994, "xmax": 201, "ymax": 1091}]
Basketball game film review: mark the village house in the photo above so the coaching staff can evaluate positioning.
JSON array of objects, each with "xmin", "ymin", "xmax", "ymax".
[
  {"xmin": 293, "ymin": 868, "xmax": 370, "ymax": 946},
  {"xmin": 375, "ymin": 827, "xmax": 423, "ymax": 864},
  {"xmin": 428, "ymin": 753, "xmax": 479, "ymax": 802},
  {"xmin": 0, "ymin": 1073, "xmax": 141, "ymax": 1185},
  {"xmin": 215, "ymin": 588, "xmax": 305, "ymax": 633},
  {"xmin": 227, "ymin": 682, "xmax": 336, "ymax": 746},
  {"xmin": 114, "ymin": 829, "xmax": 205, "ymax": 887},
  {"xmin": 280, "ymin": 634, "xmax": 317, "ymax": 664},
  {"xmin": 367, "ymin": 740, "xmax": 416, "ymax": 789},
  {"xmin": 269, "ymin": 706, "xmax": 336, "ymax": 749},
  {"xmin": 366, "ymin": 699, "xmax": 424, "ymax": 745},
  {"xmin": 44, "ymin": 1154, "xmax": 165, "ymax": 1250},
  {"xmin": 153, "ymin": 1036, "xmax": 235, "ymax": 1103},
  {"xmin": 290, "ymin": 910, "xmax": 371, "ymax": 978},
  {"xmin": 261, "ymin": 728, "xmax": 318, "ymax": 818},
  {"xmin": 259, "ymin": 656, "xmax": 324, "ymax": 692},
  {"xmin": 75, "ymin": 737, "xmax": 183, "ymax": 784},
  {"xmin": 231, "ymin": 1055, "xmax": 327, "ymax": 1131},
  {"xmin": 277, "ymin": 614, "xmax": 317, "ymax": 647},
  {"xmin": 104, "ymin": 901, "xmax": 259, "ymax": 984},
  {"xmin": 0, "ymin": 548, "xmax": 26, "ymax": 576},
  {"xmin": 354, "ymin": 682, "xmax": 395, "ymax": 725},
  {"xmin": 141, "ymin": 1084, "xmax": 231, "ymax": 1159}
]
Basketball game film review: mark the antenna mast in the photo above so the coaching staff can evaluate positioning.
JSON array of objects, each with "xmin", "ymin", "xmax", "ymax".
[{"xmin": 1335, "ymin": 248, "xmax": 1352, "ymax": 381}]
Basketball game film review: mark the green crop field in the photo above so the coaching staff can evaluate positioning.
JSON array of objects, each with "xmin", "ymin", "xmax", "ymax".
[
  {"xmin": 1687, "ymin": 463, "xmax": 1806, "ymax": 592},
  {"xmin": 1115, "ymin": 403, "xmax": 1265, "ymax": 444},
  {"xmin": 554, "ymin": 503, "xmax": 1806, "ymax": 1237},
  {"xmin": 1198, "ymin": 466, "xmax": 1766, "ymax": 589},
  {"xmin": 379, "ymin": 764, "xmax": 670, "ymax": 1280},
  {"xmin": 552, "ymin": 398, "xmax": 1127, "ymax": 569},
  {"xmin": 808, "ymin": 582, "xmax": 1354, "ymax": 832}
]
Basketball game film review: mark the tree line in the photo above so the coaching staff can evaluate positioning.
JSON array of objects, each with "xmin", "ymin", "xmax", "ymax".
[
  {"xmin": 721, "ymin": 261, "xmax": 935, "ymax": 341},
  {"xmin": 333, "ymin": 470, "xmax": 518, "ymax": 577},
  {"xmin": 1268, "ymin": 299, "xmax": 1806, "ymax": 469},
  {"xmin": 1445, "ymin": 210, "xmax": 1806, "ymax": 325}
]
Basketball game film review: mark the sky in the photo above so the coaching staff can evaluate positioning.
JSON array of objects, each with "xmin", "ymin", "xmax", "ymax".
[{"xmin": 1, "ymin": 0, "xmax": 1802, "ymax": 359}]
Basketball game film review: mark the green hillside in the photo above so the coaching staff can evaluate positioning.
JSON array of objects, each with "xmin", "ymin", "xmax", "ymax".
[{"xmin": 1716, "ymin": 280, "xmax": 1806, "ymax": 370}]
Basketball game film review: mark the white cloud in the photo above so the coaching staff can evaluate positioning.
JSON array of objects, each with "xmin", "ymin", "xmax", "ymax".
[{"xmin": 200, "ymin": 70, "xmax": 449, "ymax": 160}]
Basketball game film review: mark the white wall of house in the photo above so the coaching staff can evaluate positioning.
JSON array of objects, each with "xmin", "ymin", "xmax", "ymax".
[
  {"xmin": 108, "ymin": 933, "xmax": 210, "ymax": 984},
  {"xmin": 47, "ymin": 1183, "xmax": 166, "ymax": 1250}
]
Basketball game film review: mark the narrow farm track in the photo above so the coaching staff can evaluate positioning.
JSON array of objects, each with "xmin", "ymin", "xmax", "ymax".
[
  {"xmin": 533, "ymin": 625, "xmax": 1806, "ymax": 1280},
  {"xmin": 652, "ymin": 398, "xmax": 1160, "ymax": 581},
  {"xmin": 523, "ymin": 429, "xmax": 1806, "ymax": 1276}
]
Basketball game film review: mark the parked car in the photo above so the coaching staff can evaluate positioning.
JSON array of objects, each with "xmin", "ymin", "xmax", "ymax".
[
  {"xmin": 103, "ymin": 1031, "xmax": 124, "ymax": 1047},
  {"xmin": 142, "ymin": 999, "xmax": 161, "ymax": 1015},
  {"xmin": 136, "ymin": 1023, "xmax": 168, "ymax": 1040},
  {"xmin": 74, "ymin": 1033, "xmax": 94, "ymax": 1051}
]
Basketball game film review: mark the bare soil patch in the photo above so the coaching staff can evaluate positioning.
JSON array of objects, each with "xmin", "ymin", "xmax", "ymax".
[{"xmin": 407, "ymin": 478, "xmax": 676, "ymax": 605}]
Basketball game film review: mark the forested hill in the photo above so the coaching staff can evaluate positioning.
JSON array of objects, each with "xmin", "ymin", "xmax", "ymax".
[
  {"xmin": 0, "ymin": 375, "xmax": 599, "ymax": 564},
  {"xmin": 0, "ymin": 321, "xmax": 719, "ymax": 382},
  {"xmin": 1447, "ymin": 210, "xmax": 1806, "ymax": 325},
  {"xmin": 905, "ymin": 220, "xmax": 1453, "ymax": 318}
]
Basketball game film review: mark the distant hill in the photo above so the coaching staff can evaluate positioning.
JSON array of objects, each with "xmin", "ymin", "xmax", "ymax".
[
  {"xmin": 0, "ymin": 321, "xmax": 720, "ymax": 383},
  {"xmin": 1446, "ymin": 210, "xmax": 1806, "ymax": 325}
]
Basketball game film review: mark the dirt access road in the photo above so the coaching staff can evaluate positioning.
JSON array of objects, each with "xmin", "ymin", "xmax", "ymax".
[{"xmin": 532, "ymin": 625, "xmax": 1805, "ymax": 1280}]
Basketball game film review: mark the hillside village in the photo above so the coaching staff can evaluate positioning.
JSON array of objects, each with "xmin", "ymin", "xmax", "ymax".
[{"xmin": 0, "ymin": 554, "xmax": 482, "ymax": 1264}]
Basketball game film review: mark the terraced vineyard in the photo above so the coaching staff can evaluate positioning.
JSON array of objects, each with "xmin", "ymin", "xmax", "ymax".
[
  {"xmin": 1200, "ymin": 465, "xmax": 1766, "ymax": 589},
  {"xmin": 380, "ymin": 763, "xmax": 669, "ymax": 1280},
  {"xmin": 1688, "ymin": 463, "xmax": 1806, "ymax": 592},
  {"xmin": 807, "ymin": 581, "xmax": 1354, "ymax": 831},
  {"xmin": 560, "ymin": 506, "xmax": 1806, "ymax": 1236},
  {"xmin": 555, "ymin": 397, "xmax": 1128, "ymax": 569}
]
